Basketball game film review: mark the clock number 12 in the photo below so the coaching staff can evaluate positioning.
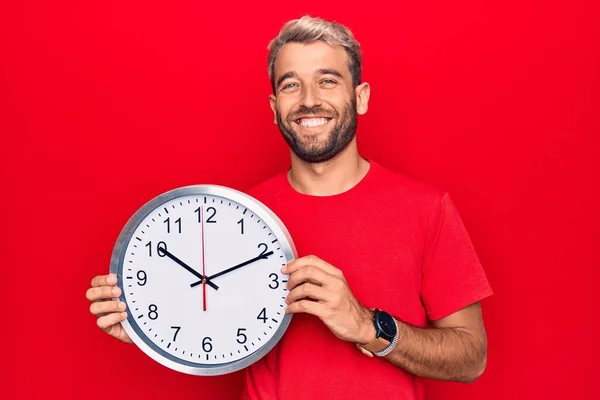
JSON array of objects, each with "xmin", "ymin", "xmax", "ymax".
[{"xmin": 195, "ymin": 207, "xmax": 217, "ymax": 223}]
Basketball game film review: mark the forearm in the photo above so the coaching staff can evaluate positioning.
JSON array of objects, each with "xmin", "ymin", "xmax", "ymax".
[{"xmin": 383, "ymin": 319, "xmax": 487, "ymax": 383}]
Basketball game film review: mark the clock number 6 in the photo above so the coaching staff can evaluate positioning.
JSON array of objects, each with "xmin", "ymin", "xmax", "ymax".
[{"xmin": 203, "ymin": 337, "xmax": 213, "ymax": 352}]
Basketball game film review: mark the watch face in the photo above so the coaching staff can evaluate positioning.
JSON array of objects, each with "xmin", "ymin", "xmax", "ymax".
[
  {"xmin": 110, "ymin": 185, "xmax": 296, "ymax": 376},
  {"xmin": 376, "ymin": 311, "xmax": 397, "ymax": 339}
]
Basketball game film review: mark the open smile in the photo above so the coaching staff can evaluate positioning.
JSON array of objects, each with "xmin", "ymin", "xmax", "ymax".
[{"xmin": 294, "ymin": 117, "xmax": 333, "ymax": 128}]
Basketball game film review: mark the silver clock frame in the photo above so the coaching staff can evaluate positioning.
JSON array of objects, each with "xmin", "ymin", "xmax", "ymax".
[{"xmin": 109, "ymin": 184, "xmax": 297, "ymax": 376}]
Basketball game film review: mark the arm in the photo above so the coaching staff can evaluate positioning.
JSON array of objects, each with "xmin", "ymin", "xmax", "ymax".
[
  {"xmin": 367, "ymin": 303, "xmax": 488, "ymax": 382},
  {"xmin": 283, "ymin": 255, "xmax": 488, "ymax": 383}
]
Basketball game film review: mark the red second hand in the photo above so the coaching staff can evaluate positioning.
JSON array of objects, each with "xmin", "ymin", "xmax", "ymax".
[{"xmin": 201, "ymin": 205, "xmax": 207, "ymax": 312}]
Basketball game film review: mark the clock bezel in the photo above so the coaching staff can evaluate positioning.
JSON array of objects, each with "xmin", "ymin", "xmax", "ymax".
[{"xmin": 109, "ymin": 184, "xmax": 297, "ymax": 376}]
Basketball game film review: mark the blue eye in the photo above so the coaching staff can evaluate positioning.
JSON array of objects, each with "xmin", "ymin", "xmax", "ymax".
[{"xmin": 282, "ymin": 83, "xmax": 298, "ymax": 90}]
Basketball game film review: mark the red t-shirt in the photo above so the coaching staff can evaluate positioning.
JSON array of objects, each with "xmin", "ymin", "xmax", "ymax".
[{"xmin": 242, "ymin": 160, "xmax": 493, "ymax": 400}]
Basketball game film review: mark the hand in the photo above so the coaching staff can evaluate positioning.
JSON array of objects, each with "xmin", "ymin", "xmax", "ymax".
[
  {"xmin": 86, "ymin": 274, "xmax": 133, "ymax": 344},
  {"xmin": 158, "ymin": 246, "xmax": 219, "ymax": 290},
  {"xmin": 283, "ymin": 255, "xmax": 376, "ymax": 344},
  {"xmin": 190, "ymin": 248, "xmax": 274, "ymax": 287}
]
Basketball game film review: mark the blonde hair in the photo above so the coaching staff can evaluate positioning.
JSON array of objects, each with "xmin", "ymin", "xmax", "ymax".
[{"xmin": 267, "ymin": 15, "xmax": 362, "ymax": 92}]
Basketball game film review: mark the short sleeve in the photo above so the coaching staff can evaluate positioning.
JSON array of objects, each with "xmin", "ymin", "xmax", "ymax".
[{"xmin": 421, "ymin": 193, "xmax": 493, "ymax": 321}]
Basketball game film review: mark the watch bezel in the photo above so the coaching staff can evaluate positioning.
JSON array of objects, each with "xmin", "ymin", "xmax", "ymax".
[{"xmin": 374, "ymin": 309, "xmax": 397, "ymax": 342}]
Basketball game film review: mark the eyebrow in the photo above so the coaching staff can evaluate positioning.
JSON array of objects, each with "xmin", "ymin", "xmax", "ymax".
[
  {"xmin": 276, "ymin": 72, "xmax": 297, "ymax": 89},
  {"xmin": 317, "ymin": 68, "xmax": 343, "ymax": 79},
  {"xmin": 276, "ymin": 68, "xmax": 345, "ymax": 89}
]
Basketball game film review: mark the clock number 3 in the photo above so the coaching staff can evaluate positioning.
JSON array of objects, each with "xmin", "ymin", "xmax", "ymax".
[{"xmin": 268, "ymin": 273, "xmax": 279, "ymax": 289}]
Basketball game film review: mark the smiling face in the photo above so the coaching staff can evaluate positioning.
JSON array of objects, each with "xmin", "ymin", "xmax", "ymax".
[{"xmin": 270, "ymin": 41, "xmax": 370, "ymax": 163}]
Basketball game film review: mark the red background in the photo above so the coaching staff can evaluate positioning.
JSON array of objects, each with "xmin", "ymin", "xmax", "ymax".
[{"xmin": 1, "ymin": 0, "xmax": 599, "ymax": 398}]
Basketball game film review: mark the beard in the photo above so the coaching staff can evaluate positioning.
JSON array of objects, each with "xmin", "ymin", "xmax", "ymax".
[{"xmin": 275, "ymin": 97, "xmax": 358, "ymax": 164}]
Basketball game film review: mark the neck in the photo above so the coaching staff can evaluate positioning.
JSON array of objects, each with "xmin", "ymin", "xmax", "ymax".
[{"xmin": 287, "ymin": 139, "xmax": 370, "ymax": 196}]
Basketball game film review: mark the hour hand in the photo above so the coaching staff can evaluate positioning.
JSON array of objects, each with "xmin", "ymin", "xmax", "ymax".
[{"xmin": 159, "ymin": 246, "xmax": 219, "ymax": 290}]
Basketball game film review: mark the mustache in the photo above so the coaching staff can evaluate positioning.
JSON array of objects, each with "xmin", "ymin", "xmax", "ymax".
[{"xmin": 288, "ymin": 106, "xmax": 337, "ymax": 121}]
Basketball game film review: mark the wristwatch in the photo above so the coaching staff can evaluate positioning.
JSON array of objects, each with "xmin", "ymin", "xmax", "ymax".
[{"xmin": 357, "ymin": 309, "xmax": 399, "ymax": 357}]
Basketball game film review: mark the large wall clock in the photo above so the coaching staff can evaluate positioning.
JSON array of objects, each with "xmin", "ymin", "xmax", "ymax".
[{"xmin": 109, "ymin": 185, "xmax": 297, "ymax": 375}]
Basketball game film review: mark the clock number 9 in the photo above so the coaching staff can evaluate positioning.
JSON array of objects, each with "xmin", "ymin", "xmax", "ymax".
[
  {"xmin": 268, "ymin": 273, "xmax": 279, "ymax": 289},
  {"xmin": 137, "ymin": 270, "xmax": 147, "ymax": 286},
  {"xmin": 203, "ymin": 337, "xmax": 213, "ymax": 352}
]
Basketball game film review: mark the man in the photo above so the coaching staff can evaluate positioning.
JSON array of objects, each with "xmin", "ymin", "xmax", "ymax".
[{"xmin": 87, "ymin": 15, "xmax": 492, "ymax": 400}]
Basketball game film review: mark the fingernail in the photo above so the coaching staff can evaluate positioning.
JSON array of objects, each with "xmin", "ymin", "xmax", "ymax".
[
  {"xmin": 281, "ymin": 266, "xmax": 287, "ymax": 273},
  {"xmin": 108, "ymin": 275, "xmax": 117, "ymax": 284},
  {"xmin": 112, "ymin": 287, "xmax": 121, "ymax": 296},
  {"xmin": 284, "ymin": 295, "xmax": 289, "ymax": 304},
  {"xmin": 121, "ymin": 312, "xmax": 127, "ymax": 319},
  {"xmin": 118, "ymin": 302, "xmax": 126, "ymax": 310}
]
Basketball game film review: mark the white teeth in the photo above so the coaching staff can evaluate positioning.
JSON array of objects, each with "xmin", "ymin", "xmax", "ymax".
[{"xmin": 298, "ymin": 118, "xmax": 328, "ymax": 128}]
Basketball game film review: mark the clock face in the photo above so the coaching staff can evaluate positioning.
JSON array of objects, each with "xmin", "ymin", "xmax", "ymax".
[{"xmin": 110, "ymin": 185, "xmax": 296, "ymax": 375}]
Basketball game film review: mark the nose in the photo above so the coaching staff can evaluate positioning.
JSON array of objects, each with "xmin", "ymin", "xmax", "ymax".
[{"xmin": 299, "ymin": 84, "xmax": 322, "ymax": 109}]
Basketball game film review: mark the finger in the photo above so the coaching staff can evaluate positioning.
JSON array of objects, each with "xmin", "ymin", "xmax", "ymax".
[
  {"xmin": 285, "ymin": 299, "xmax": 326, "ymax": 317},
  {"xmin": 286, "ymin": 265, "xmax": 332, "ymax": 290},
  {"xmin": 97, "ymin": 311, "xmax": 128, "ymax": 330},
  {"xmin": 286, "ymin": 283, "xmax": 333, "ymax": 304},
  {"xmin": 91, "ymin": 274, "xmax": 118, "ymax": 288},
  {"xmin": 86, "ymin": 285, "xmax": 122, "ymax": 302},
  {"xmin": 283, "ymin": 255, "xmax": 341, "ymax": 277},
  {"xmin": 90, "ymin": 300, "xmax": 127, "ymax": 316}
]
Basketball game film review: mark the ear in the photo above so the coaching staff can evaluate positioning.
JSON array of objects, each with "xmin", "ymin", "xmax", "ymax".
[
  {"xmin": 269, "ymin": 94, "xmax": 277, "ymax": 124},
  {"xmin": 355, "ymin": 82, "xmax": 370, "ymax": 115}
]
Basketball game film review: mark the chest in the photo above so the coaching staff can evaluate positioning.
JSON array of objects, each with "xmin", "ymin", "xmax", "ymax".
[{"xmin": 278, "ymin": 199, "xmax": 429, "ymax": 326}]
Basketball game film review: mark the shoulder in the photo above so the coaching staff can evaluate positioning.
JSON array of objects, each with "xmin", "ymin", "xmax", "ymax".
[
  {"xmin": 245, "ymin": 170, "xmax": 289, "ymax": 204},
  {"xmin": 370, "ymin": 160, "xmax": 446, "ymax": 206}
]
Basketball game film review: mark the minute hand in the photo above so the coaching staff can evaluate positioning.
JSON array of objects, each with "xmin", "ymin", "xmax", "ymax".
[{"xmin": 190, "ymin": 251, "xmax": 274, "ymax": 287}]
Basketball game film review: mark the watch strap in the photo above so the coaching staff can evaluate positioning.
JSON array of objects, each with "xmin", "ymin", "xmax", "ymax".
[
  {"xmin": 373, "ymin": 318, "xmax": 399, "ymax": 357},
  {"xmin": 357, "ymin": 336, "xmax": 390, "ymax": 357}
]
